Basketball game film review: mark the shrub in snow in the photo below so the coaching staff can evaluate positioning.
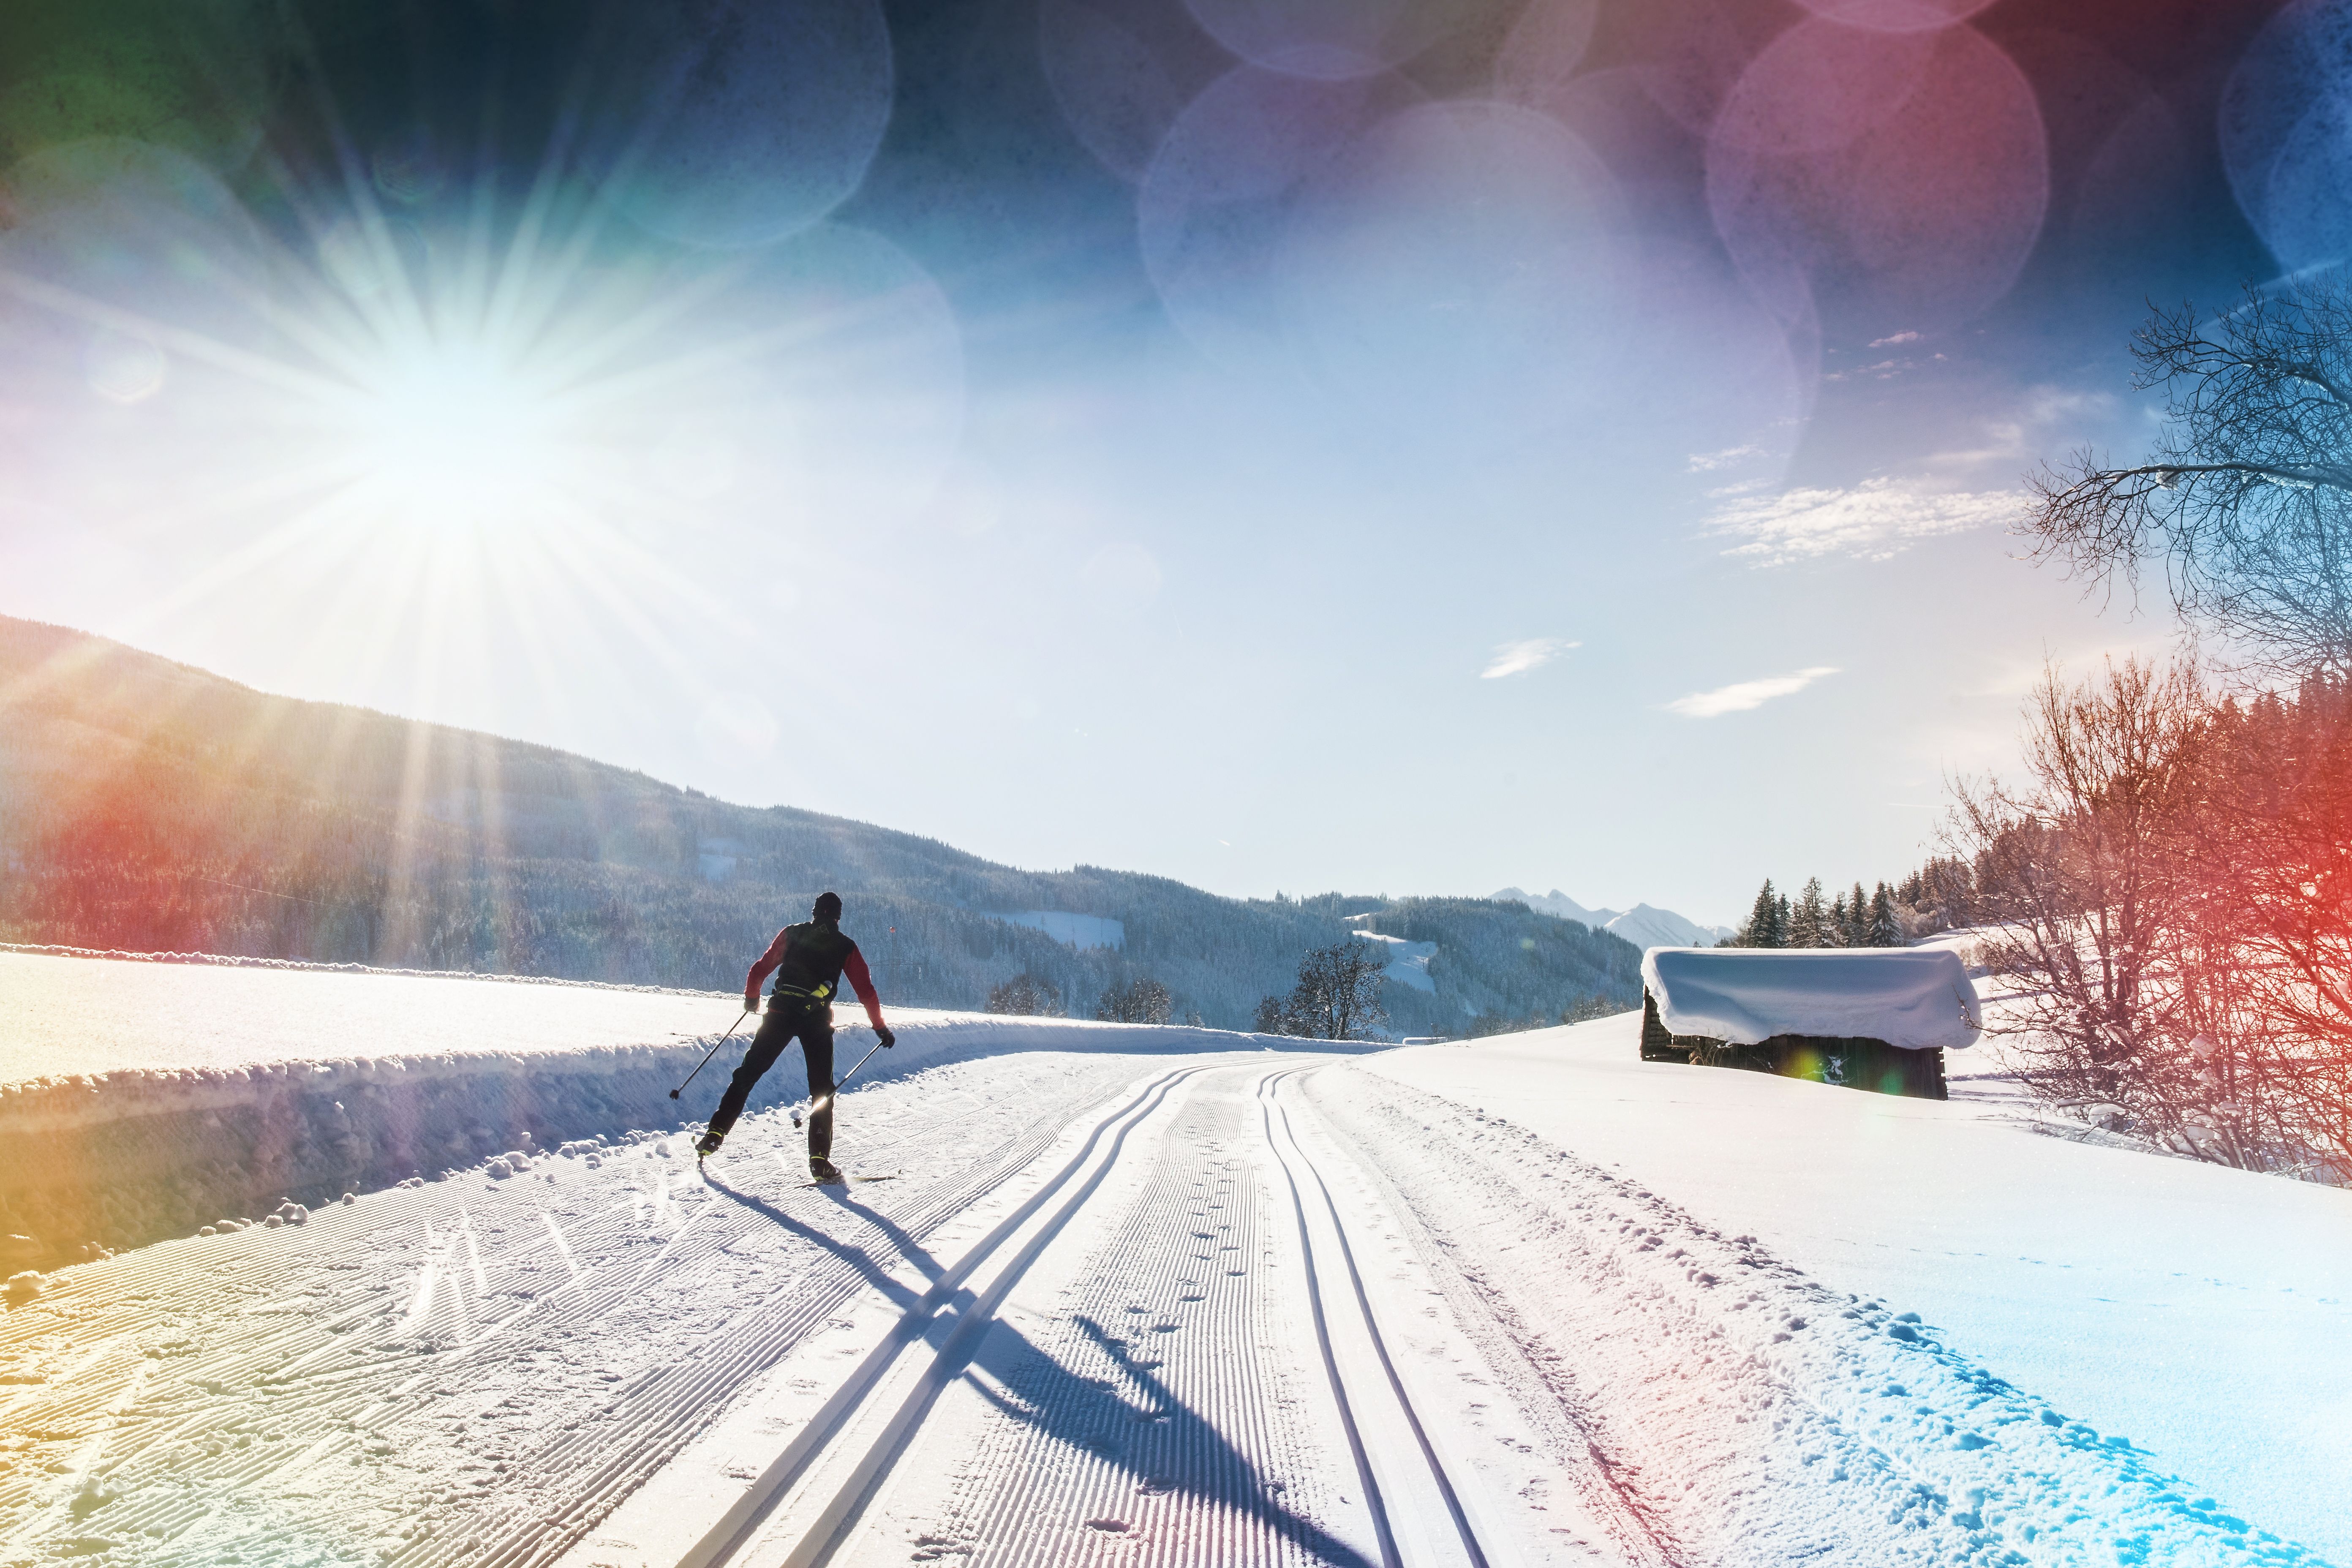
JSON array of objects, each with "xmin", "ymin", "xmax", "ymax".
[
  {"xmin": 485, "ymin": 1158, "xmax": 514, "ymax": 1179},
  {"xmin": 340, "ymin": 1192, "xmax": 354, "ymax": 1205},
  {"xmin": 4, "ymin": 1272, "xmax": 41, "ymax": 1304},
  {"xmin": 197, "ymin": 1225, "xmax": 216, "ymax": 1236},
  {"xmin": 262, "ymin": 1214, "xmax": 283, "ymax": 1228}
]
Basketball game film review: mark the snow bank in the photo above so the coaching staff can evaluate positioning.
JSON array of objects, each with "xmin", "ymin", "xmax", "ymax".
[
  {"xmin": 1643, "ymin": 945, "xmax": 1983, "ymax": 1050},
  {"xmin": 0, "ymin": 950, "xmax": 1339, "ymax": 1268}
]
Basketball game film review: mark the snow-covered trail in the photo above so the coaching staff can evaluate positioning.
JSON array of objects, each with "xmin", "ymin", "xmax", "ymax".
[
  {"xmin": 0, "ymin": 1052, "xmax": 1293, "ymax": 1567},
  {"xmin": 8, "ymin": 1024, "xmax": 2338, "ymax": 1568},
  {"xmin": 569, "ymin": 1059, "xmax": 1637, "ymax": 1568}
]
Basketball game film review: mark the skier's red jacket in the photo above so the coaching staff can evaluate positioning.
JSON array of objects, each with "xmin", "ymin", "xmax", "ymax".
[{"xmin": 744, "ymin": 921, "xmax": 887, "ymax": 1032}]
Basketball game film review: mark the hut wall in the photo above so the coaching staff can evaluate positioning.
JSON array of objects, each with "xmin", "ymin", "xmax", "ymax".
[{"xmin": 1642, "ymin": 989, "xmax": 1947, "ymax": 1100}]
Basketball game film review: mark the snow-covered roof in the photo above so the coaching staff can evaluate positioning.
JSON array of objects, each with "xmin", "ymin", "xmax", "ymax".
[{"xmin": 1641, "ymin": 946, "xmax": 1982, "ymax": 1051}]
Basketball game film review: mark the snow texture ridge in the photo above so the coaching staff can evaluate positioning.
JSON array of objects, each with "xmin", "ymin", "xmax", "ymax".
[{"xmin": 1644, "ymin": 945, "xmax": 1985, "ymax": 1049}]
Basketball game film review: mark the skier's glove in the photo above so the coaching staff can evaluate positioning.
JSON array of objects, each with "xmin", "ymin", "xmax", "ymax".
[
  {"xmin": 743, "ymin": 993, "xmax": 760, "ymax": 1015},
  {"xmin": 877, "ymin": 1026, "xmax": 896, "ymax": 1048}
]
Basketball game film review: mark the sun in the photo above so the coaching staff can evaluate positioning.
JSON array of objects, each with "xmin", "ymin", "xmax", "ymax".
[{"xmin": 338, "ymin": 341, "xmax": 573, "ymax": 535}]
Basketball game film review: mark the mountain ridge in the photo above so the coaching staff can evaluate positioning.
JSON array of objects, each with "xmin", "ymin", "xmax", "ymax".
[{"xmin": 0, "ymin": 615, "xmax": 1643, "ymax": 1033}]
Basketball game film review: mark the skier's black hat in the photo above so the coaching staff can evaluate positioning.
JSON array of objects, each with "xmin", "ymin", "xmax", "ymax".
[{"xmin": 812, "ymin": 891, "xmax": 843, "ymax": 922}]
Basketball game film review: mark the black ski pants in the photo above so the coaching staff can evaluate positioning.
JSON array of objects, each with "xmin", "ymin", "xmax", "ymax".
[{"xmin": 709, "ymin": 999, "xmax": 835, "ymax": 1160}]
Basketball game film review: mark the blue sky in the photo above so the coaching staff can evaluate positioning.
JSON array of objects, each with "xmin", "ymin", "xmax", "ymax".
[{"xmin": 0, "ymin": 0, "xmax": 2310, "ymax": 923}]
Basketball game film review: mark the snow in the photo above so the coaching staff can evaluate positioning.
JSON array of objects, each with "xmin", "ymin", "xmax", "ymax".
[
  {"xmin": 3, "ymin": 951, "xmax": 2341, "ymax": 1566},
  {"xmin": 1643, "ymin": 944, "xmax": 1985, "ymax": 1049},
  {"xmin": 1358, "ymin": 1015, "xmax": 2352, "ymax": 1564},
  {"xmin": 1348, "ymin": 929, "xmax": 1436, "ymax": 992},
  {"xmin": 995, "ymin": 911, "xmax": 1126, "ymax": 951},
  {"xmin": 1602, "ymin": 901, "xmax": 1736, "ymax": 949},
  {"xmin": 0, "ymin": 947, "xmax": 738, "ymax": 1084},
  {"xmin": 0, "ymin": 949, "xmax": 1360, "ymax": 1270}
]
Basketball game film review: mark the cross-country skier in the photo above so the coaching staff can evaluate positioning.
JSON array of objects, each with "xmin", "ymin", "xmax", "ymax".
[{"xmin": 696, "ymin": 891, "xmax": 893, "ymax": 1182}]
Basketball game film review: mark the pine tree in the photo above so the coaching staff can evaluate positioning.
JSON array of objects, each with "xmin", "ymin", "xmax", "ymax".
[
  {"xmin": 1868, "ymin": 882, "xmax": 1905, "ymax": 947},
  {"xmin": 1829, "ymin": 891, "xmax": 1851, "ymax": 946},
  {"xmin": 1737, "ymin": 879, "xmax": 1783, "ymax": 947},
  {"xmin": 1788, "ymin": 877, "xmax": 1830, "ymax": 947},
  {"xmin": 1846, "ymin": 881, "xmax": 1870, "ymax": 945}
]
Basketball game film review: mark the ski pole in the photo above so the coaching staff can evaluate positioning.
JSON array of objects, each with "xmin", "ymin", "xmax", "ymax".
[
  {"xmin": 791, "ymin": 1036, "xmax": 890, "ymax": 1128},
  {"xmin": 670, "ymin": 1007, "xmax": 751, "ymax": 1100}
]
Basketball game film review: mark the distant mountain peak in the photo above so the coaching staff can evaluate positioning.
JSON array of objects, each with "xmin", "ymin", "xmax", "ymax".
[{"xmin": 1489, "ymin": 888, "xmax": 1732, "ymax": 948}]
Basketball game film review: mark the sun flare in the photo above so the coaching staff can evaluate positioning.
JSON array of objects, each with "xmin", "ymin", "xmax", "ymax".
[{"xmin": 340, "ymin": 343, "xmax": 571, "ymax": 534}]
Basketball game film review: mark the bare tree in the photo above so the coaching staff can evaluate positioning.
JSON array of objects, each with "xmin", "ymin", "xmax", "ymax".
[
  {"xmin": 1949, "ymin": 655, "xmax": 2219, "ymax": 1149},
  {"xmin": 2024, "ymin": 280, "xmax": 2352, "ymax": 675},
  {"xmin": 1263, "ymin": 942, "xmax": 1388, "ymax": 1042}
]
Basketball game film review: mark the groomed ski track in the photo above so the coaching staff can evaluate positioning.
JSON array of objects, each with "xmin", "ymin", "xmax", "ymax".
[
  {"xmin": 9, "ymin": 1021, "xmax": 2333, "ymax": 1568},
  {"xmin": 560, "ymin": 1058, "xmax": 1634, "ymax": 1568}
]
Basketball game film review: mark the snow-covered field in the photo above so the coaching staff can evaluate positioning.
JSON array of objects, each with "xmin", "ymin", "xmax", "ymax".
[{"xmin": 3, "ymin": 956, "xmax": 2345, "ymax": 1567}]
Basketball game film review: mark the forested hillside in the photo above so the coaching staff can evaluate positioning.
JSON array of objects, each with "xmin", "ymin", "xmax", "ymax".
[{"xmin": 0, "ymin": 617, "xmax": 1639, "ymax": 1032}]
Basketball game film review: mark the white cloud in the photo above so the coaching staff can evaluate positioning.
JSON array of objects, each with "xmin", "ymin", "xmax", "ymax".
[
  {"xmin": 1688, "ymin": 444, "xmax": 1763, "ymax": 472},
  {"xmin": 1931, "ymin": 384, "xmax": 2114, "ymax": 467},
  {"xmin": 1870, "ymin": 330, "xmax": 1920, "ymax": 347},
  {"xmin": 1481, "ymin": 637, "xmax": 1579, "ymax": 679},
  {"xmin": 1666, "ymin": 666, "xmax": 1841, "ymax": 718},
  {"xmin": 1707, "ymin": 475, "xmax": 2017, "ymax": 566}
]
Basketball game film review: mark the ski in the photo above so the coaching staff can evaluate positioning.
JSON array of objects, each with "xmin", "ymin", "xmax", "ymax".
[{"xmin": 803, "ymin": 1174, "xmax": 899, "ymax": 1187}]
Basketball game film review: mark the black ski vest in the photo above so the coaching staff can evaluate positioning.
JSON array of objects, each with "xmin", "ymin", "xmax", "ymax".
[{"xmin": 770, "ymin": 920, "xmax": 858, "ymax": 1004}]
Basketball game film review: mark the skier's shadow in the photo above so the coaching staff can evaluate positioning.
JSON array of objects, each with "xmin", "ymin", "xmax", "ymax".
[
  {"xmin": 958, "ymin": 1313, "xmax": 1377, "ymax": 1568},
  {"xmin": 702, "ymin": 1170, "xmax": 940, "ymax": 1309},
  {"xmin": 704, "ymin": 1171, "xmax": 1372, "ymax": 1565}
]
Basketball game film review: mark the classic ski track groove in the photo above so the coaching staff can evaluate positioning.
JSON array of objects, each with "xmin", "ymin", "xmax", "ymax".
[
  {"xmin": 1257, "ymin": 1070, "xmax": 1491, "ymax": 1568},
  {"xmin": 694, "ymin": 1062, "xmax": 1222, "ymax": 1568},
  {"xmin": 1294, "ymin": 1073, "xmax": 1685, "ymax": 1568},
  {"xmin": 0, "ymin": 1054, "xmax": 1211, "ymax": 1567}
]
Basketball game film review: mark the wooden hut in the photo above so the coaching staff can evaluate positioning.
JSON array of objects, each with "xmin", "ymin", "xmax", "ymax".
[{"xmin": 1638, "ymin": 947, "xmax": 1981, "ymax": 1102}]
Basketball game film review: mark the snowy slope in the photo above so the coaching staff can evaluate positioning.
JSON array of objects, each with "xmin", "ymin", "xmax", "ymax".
[
  {"xmin": 1359, "ymin": 1014, "xmax": 2352, "ymax": 1564},
  {"xmin": 1348, "ymin": 929, "xmax": 1437, "ymax": 992},
  {"xmin": 993, "ymin": 912, "xmax": 1126, "ymax": 951}
]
